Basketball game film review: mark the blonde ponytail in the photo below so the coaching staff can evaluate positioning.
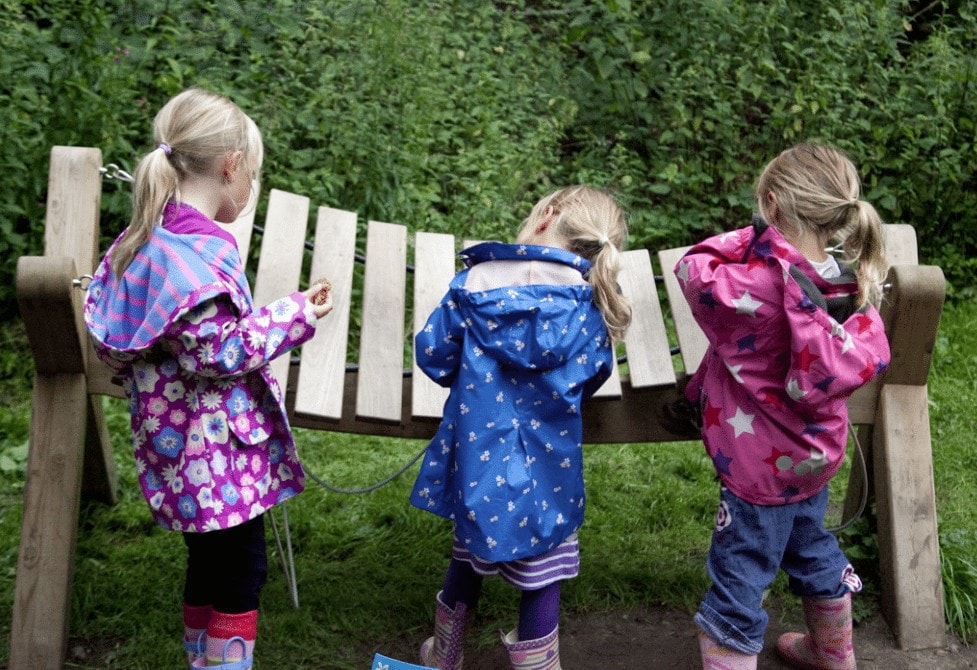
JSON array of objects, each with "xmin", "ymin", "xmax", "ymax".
[
  {"xmin": 842, "ymin": 199, "xmax": 888, "ymax": 308},
  {"xmin": 531, "ymin": 185, "xmax": 633, "ymax": 340},
  {"xmin": 111, "ymin": 147, "xmax": 180, "ymax": 277},
  {"xmin": 586, "ymin": 242, "xmax": 632, "ymax": 340}
]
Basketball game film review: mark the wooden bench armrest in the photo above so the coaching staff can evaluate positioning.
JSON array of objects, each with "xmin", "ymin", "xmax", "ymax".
[{"xmin": 879, "ymin": 264, "xmax": 945, "ymax": 387}]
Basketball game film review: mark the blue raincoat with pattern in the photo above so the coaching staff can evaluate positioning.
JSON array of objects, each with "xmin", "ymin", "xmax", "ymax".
[{"xmin": 410, "ymin": 242, "xmax": 614, "ymax": 562}]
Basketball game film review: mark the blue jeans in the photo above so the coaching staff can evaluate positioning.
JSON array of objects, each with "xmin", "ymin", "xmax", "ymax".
[{"xmin": 695, "ymin": 486, "xmax": 860, "ymax": 654}]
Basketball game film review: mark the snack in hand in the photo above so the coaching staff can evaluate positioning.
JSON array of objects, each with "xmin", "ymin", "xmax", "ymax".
[{"xmin": 311, "ymin": 277, "xmax": 332, "ymax": 306}]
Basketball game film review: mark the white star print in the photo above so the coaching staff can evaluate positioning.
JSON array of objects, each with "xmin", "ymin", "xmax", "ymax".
[
  {"xmin": 726, "ymin": 407, "xmax": 756, "ymax": 437},
  {"xmin": 676, "ymin": 261, "xmax": 690, "ymax": 284},
  {"xmin": 725, "ymin": 362, "xmax": 744, "ymax": 384},
  {"xmin": 786, "ymin": 377, "xmax": 807, "ymax": 400},
  {"xmin": 841, "ymin": 332, "xmax": 855, "ymax": 354},
  {"xmin": 732, "ymin": 290, "xmax": 763, "ymax": 316}
]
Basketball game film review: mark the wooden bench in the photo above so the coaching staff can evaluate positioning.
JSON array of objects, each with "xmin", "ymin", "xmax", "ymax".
[{"xmin": 10, "ymin": 146, "xmax": 947, "ymax": 668}]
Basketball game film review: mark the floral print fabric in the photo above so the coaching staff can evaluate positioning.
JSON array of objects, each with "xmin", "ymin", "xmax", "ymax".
[{"xmin": 85, "ymin": 203, "xmax": 316, "ymax": 532}]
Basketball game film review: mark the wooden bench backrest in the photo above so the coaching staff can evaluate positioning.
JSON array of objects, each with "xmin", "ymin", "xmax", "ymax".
[{"xmin": 84, "ymin": 185, "xmax": 928, "ymax": 444}]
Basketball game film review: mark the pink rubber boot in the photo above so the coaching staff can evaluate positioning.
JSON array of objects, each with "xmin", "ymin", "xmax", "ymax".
[
  {"xmin": 697, "ymin": 630, "xmax": 758, "ymax": 670},
  {"xmin": 776, "ymin": 594, "xmax": 856, "ymax": 670}
]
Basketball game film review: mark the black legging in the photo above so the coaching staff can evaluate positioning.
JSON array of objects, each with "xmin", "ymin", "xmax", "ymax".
[{"xmin": 183, "ymin": 515, "xmax": 268, "ymax": 613}]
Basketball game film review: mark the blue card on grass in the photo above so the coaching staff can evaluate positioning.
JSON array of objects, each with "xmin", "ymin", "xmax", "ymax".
[{"xmin": 371, "ymin": 652, "xmax": 436, "ymax": 670}]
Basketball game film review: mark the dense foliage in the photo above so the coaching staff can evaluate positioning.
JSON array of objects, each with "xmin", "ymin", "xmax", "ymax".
[{"xmin": 1, "ymin": 0, "xmax": 974, "ymax": 319}]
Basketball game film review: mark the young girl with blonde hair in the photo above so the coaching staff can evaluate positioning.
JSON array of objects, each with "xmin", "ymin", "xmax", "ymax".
[
  {"xmin": 411, "ymin": 185, "xmax": 631, "ymax": 670},
  {"xmin": 84, "ymin": 87, "xmax": 333, "ymax": 669},
  {"xmin": 677, "ymin": 142, "xmax": 891, "ymax": 670}
]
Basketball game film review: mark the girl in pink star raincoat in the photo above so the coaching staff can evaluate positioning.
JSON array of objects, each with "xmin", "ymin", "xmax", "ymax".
[
  {"xmin": 676, "ymin": 143, "xmax": 891, "ymax": 670},
  {"xmin": 84, "ymin": 88, "xmax": 333, "ymax": 669}
]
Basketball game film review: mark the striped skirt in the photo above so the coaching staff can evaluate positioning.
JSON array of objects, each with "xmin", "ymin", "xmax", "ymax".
[{"xmin": 452, "ymin": 533, "xmax": 580, "ymax": 590}]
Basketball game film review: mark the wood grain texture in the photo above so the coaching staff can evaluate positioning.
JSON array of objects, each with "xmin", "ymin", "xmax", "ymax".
[
  {"xmin": 618, "ymin": 248, "xmax": 675, "ymax": 389},
  {"xmin": 658, "ymin": 246, "xmax": 708, "ymax": 376},
  {"xmin": 44, "ymin": 146, "xmax": 102, "ymax": 271},
  {"xmin": 873, "ymin": 384, "xmax": 945, "ymax": 650},
  {"xmin": 294, "ymin": 207, "xmax": 358, "ymax": 420},
  {"xmin": 252, "ymin": 189, "xmax": 310, "ymax": 392},
  {"xmin": 411, "ymin": 231, "xmax": 456, "ymax": 419},
  {"xmin": 356, "ymin": 220, "xmax": 407, "ymax": 423},
  {"xmin": 9, "ymin": 374, "xmax": 88, "ymax": 670}
]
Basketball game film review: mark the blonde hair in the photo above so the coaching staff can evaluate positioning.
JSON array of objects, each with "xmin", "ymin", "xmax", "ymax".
[
  {"xmin": 111, "ymin": 87, "xmax": 264, "ymax": 277},
  {"xmin": 519, "ymin": 185, "xmax": 632, "ymax": 340},
  {"xmin": 756, "ymin": 142, "xmax": 888, "ymax": 307}
]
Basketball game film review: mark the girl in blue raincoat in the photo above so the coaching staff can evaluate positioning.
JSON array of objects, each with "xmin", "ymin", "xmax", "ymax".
[{"xmin": 410, "ymin": 186, "xmax": 632, "ymax": 670}]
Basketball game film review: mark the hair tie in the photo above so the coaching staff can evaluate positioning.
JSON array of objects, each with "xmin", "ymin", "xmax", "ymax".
[
  {"xmin": 598, "ymin": 235, "xmax": 609, "ymax": 249},
  {"xmin": 158, "ymin": 143, "xmax": 172, "ymax": 156}
]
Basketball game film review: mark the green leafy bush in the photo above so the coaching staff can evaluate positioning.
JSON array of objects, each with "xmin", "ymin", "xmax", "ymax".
[
  {"xmin": 3, "ymin": 0, "xmax": 974, "ymax": 316},
  {"xmin": 536, "ymin": 0, "xmax": 976, "ymax": 290}
]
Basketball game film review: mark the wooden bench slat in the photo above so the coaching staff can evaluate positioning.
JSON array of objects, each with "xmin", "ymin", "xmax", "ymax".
[
  {"xmin": 251, "ymin": 189, "xmax": 311, "ymax": 392},
  {"xmin": 618, "ymin": 248, "xmax": 676, "ymax": 389},
  {"xmin": 356, "ymin": 220, "xmax": 408, "ymax": 423},
  {"xmin": 411, "ymin": 231, "xmax": 457, "ymax": 419},
  {"xmin": 883, "ymin": 223, "xmax": 918, "ymax": 266},
  {"xmin": 46, "ymin": 147, "xmax": 103, "ymax": 273},
  {"xmin": 293, "ymin": 207, "xmax": 359, "ymax": 420},
  {"xmin": 225, "ymin": 204, "xmax": 256, "ymax": 261},
  {"xmin": 658, "ymin": 246, "xmax": 708, "ymax": 376}
]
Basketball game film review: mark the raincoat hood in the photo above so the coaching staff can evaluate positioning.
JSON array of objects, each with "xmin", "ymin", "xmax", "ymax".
[{"xmin": 455, "ymin": 242, "xmax": 597, "ymax": 372}]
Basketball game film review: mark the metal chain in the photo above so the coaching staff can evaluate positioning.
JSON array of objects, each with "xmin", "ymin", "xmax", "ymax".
[{"xmin": 99, "ymin": 163, "xmax": 133, "ymax": 183}]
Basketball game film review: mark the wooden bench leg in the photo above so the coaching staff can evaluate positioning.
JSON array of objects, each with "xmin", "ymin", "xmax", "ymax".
[
  {"xmin": 9, "ymin": 373, "xmax": 88, "ymax": 670},
  {"xmin": 841, "ymin": 424, "xmax": 874, "ymax": 526},
  {"xmin": 82, "ymin": 395, "xmax": 117, "ymax": 505},
  {"xmin": 873, "ymin": 383, "xmax": 945, "ymax": 650}
]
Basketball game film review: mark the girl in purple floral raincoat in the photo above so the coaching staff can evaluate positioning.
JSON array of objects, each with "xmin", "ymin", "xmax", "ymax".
[{"xmin": 84, "ymin": 88, "xmax": 333, "ymax": 669}]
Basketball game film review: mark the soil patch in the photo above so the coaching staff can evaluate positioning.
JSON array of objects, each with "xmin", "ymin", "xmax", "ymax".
[{"xmin": 450, "ymin": 601, "xmax": 976, "ymax": 669}]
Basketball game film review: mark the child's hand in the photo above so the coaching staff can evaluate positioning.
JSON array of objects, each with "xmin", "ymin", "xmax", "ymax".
[{"xmin": 304, "ymin": 277, "xmax": 334, "ymax": 318}]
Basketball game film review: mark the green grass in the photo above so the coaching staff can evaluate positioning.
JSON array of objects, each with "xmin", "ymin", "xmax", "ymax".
[{"xmin": 1, "ymin": 301, "xmax": 976, "ymax": 668}]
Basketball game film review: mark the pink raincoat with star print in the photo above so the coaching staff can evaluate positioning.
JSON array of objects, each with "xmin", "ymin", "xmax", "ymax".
[{"xmin": 676, "ymin": 217, "xmax": 890, "ymax": 505}]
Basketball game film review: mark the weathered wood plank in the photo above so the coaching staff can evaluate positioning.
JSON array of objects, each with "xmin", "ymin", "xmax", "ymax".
[
  {"xmin": 879, "ymin": 265, "xmax": 945, "ymax": 387},
  {"xmin": 883, "ymin": 223, "xmax": 918, "ymax": 266},
  {"xmin": 225, "ymin": 202, "xmax": 256, "ymax": 262},
  {"xmin": 294, "ymin": 207, "xmax": 358, "ymax": 420},
  {"xmin": 16, "ymin": 256, "xmax": 87, "ymax": 376},
  {"xmin": 619, "ymin": 248, "xmax": 676, "ymax": 389},
  {"xmin": 251, "ymin": 189, "xmax": 311, "ymax": 392},
  {"xmin": 9, "ymin": 373, "xmax": 88, "ymax": 670},
  {"xmin": 873, "ymin": 383, "xmax": 945, "ymax": 650},
  {"xmin": 356, "ymin": 220, "xmax": 407, "ymax": 423},
  {"xmin": 45, "ymin": 146, "xmax": 102, "ymax": 272},
  {"xmin": 658, "ymin": 246, "xmax": 707, "ymax": 376},
  {"xmin": 43, "ymin": 148, "xmax": 118, "ymax": 507},
  {"xmin": 411, "ymin": 231, "xmax": 456, "ymax": 419}
]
